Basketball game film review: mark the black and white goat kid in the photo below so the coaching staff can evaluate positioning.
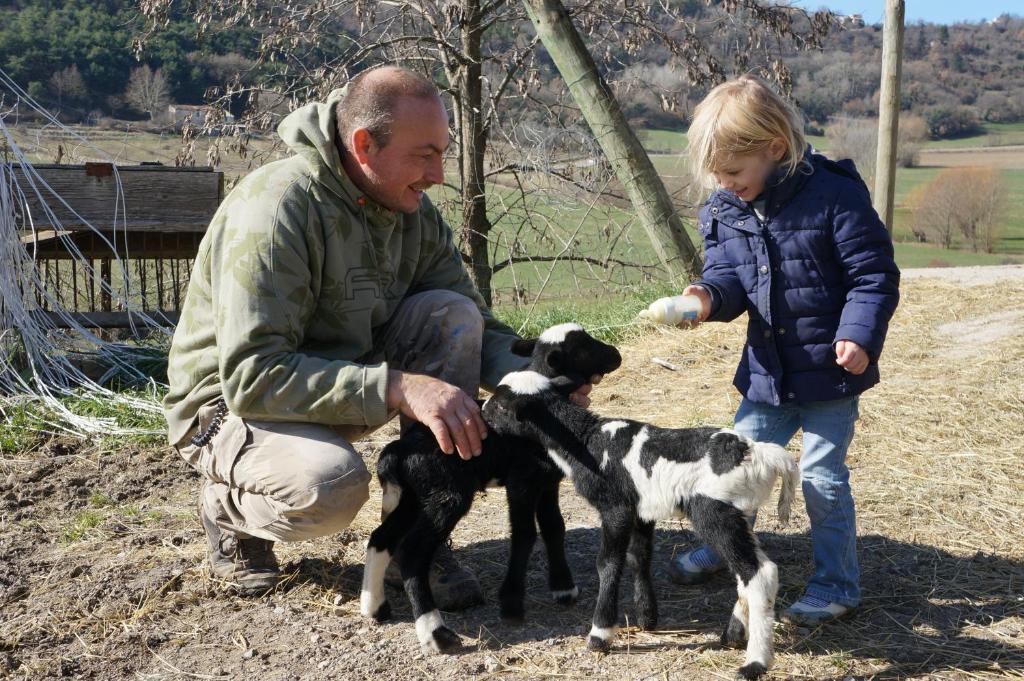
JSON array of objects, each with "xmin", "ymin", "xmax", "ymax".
[
  {"xmin": 482, "ymin": 324, "xmax": 798, "ymax": 681},
  {"xmin": 360, "ymin": 323, "xmax": 623, "ymax": 653}
]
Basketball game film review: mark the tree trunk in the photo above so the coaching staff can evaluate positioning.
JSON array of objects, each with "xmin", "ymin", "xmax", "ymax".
[
  {"xmin": 873, "ymin": 0, "xmax": 905, "ymax": 231},
  {"xmin": 521, "ymin": 0, "xmax": 702, "ymax": 281},
  {"xmin": 457, "ymin": 0, "xmax": 495, "ymax": 306}
]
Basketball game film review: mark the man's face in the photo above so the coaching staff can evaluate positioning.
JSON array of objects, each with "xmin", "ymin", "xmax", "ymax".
[{"xmin": 357, "ymin": 95, "xmax": 449, "ymax": 213}]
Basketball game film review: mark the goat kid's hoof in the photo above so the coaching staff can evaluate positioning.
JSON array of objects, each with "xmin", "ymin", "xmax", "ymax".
[
  {"xmin": 551, "ymin": 585, "xmax": 579, "ymax": 606},
  {"xmin": 499, "ymin": 604, "xmax": 526, "ymax": 625},
  {"xmin": 721, "ymin": 615, "xmax": 747, "ymax": 649},
  {"xmin": 420, "ymin": 626, "xmax": 462, "ymax": 654},
  {"xmin": 736, "ymin": 662, "xmax": 768, "ymax": 680},
  {"xmin": 586, "ymin": 635, "xmax": 611, "ymax": 652},
  {"xmin": 366, "ymin": 601, "xmax": 391, "ymax": 623},
  {"xmin": 637, "ymin": 614, "xmax": 658, "ymax": 632}
]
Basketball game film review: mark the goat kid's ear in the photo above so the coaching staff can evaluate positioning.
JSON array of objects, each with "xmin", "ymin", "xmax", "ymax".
[
  {"xmin": 511, "ymin": 338, "xmax": 537, "ymax": 357},
  {"xmin": 545, "ymin": 348, "xmax": 564, "ymax": 372},
  {"xmin": 512, "ymin": 396, "xmax": 538, "ymax": 421},
  {"xmin": 550, "ymin": 374, "xmax": 584, "ymax": 395}
]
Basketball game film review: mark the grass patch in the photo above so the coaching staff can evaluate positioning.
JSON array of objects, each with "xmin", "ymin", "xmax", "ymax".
[
  {"xmin": 0, "ymin": 389, "xmax": 166, "ymax": 455},
  {"xmin": 494, "ymin": 282, "xmax": 679, "ymax": 344},
  {"xmin": 61, "ymin": 510, "xmax": 105, "ymax": 543}
]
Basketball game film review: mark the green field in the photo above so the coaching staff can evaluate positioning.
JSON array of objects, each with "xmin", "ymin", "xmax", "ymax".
[
  {"xmin": 640, "ymin": 121, "xmax": 1024, "ymax": 156},
  {"xmin": 7, "ymin": 121, "xmax": 1023, "ymax": 310}
]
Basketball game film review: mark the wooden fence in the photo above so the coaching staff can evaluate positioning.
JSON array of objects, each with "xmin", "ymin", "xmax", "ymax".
[{"xmin": 16, "ymin": 163, "xmax": 222, "ymax": 328}]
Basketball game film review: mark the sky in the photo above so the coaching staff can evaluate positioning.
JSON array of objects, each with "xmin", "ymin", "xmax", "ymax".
[{"xmin": 792, "ymin": 1, "xmax": 1019, "ymax": 25}]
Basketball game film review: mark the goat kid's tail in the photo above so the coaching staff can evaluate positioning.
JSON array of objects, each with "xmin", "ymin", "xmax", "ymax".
[
  {"xmin": 751, "ymin": 442, "xmax": 799, "ymax": 525},
  {"xmin": 376, "ymin": 441, "xmax": 404, "ymax": 487}
]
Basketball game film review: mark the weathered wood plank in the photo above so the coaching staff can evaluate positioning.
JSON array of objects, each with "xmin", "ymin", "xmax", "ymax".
[
  {"xmin": 11, "ymin": 164, "xmax": 222, "ymax": 233},
  {"xmin": 41, "ymin": 310, "xmax": 180, "ymax": 329},
  {"xmin": 22, "ymin": 230, "xmax": 204, "ymax": 259}
]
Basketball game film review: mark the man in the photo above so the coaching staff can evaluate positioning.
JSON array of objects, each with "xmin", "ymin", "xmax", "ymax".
[{"xmin": 164, "ymin": 66, "xmax": 596, "ymax": 608}]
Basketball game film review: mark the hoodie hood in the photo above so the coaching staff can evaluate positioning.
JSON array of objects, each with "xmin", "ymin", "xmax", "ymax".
[{"xmin": 276, "ymin": 87, "xmax": 399, "ymax": 228}]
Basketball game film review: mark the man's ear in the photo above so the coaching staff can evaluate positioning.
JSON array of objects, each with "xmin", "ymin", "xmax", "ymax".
[
  {"xmin": 511, "ymin": 339, "xmax": 536, "ymax": 357},
  {"xmin": 350, "ymin": 127, "xmax": 377, "ymax": 164}
]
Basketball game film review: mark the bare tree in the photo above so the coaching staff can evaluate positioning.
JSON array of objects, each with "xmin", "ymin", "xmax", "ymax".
[
  {"xmin": 910, "ymin": 167, "xmax": 1007, "ymax": 252},
  {"xmin": 48, "ymin": 65, "xmax": 87, "ymax": 115},
  {"xmin": 136, "ymin": 0, "xmax": 836, "ymax": 306},
  {"xmin": 125, "ymin": 65, "xmax": 170, "ymax": 121}
]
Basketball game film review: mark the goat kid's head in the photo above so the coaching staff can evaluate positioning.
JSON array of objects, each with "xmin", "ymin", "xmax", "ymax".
[
  {"xmin": 509, "ymin": 323, "xmax": 622, "ymax": 383},
  {"xmin": 483, "ymin": 323, "xmax": 622, "ymax": 434}
]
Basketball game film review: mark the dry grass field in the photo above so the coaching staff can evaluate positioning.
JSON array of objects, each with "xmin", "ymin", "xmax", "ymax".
[{"xmin": 1, "ymin": 269, "xmax": 1022, "ymax": 680}]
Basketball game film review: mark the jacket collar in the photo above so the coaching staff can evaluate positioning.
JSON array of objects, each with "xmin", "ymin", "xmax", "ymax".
[{"xmin": 709, "ymin": 146, "xmax": 816, "ymax": 231}]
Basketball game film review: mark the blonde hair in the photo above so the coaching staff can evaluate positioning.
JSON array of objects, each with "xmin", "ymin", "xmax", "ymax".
[{"xmin": 687, "ymin": 75, "xmax": 806, "ymax": 189}]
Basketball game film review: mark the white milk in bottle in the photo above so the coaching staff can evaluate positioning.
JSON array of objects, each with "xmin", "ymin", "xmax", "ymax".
[{"xmin": 638, "ymin": 294, "xmax": 703, "ymax": 326}]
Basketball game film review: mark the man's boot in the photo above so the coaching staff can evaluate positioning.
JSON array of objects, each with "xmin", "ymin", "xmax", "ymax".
[
  {"xmin": 199, "ymin": 493, "xmax": 279, "ymax": 596},
  {"xmin": 384, "ymin": 540, "xmax": 484, "ymax": 611}
]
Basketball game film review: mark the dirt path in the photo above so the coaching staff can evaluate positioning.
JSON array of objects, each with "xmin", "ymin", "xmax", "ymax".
[{"xmin": 2, "ymin": 274, "xmax": 1023, "ymax": 680}]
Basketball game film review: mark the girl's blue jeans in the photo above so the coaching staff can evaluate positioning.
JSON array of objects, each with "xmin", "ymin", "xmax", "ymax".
[{"xmin": 694, "ymin": 396, "xmax": 861, "ymax": 608}]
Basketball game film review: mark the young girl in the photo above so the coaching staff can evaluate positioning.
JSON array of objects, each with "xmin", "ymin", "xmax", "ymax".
[{"xmin": 664, "ymin": 76, "xmax": 900, "ymax": 625}]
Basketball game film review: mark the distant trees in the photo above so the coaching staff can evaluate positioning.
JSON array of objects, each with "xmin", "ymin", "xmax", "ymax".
[
  {"xmin": 124, "ymin": 66, "xmax": 169, "ymax": 120},
  {"xmin": 48, "ymin": 65, "xmax": 87, "ymax": 112},
  {"xmin": 825, "ymin": 114, "xmax": 927, "ymax": 186},
  {"xmin": 924, "ymin": 106, "xmax": 983, "ymax": 139},
  {"xmin": 909, "ymin": 167, "xmax": 1007, "ymax": 252}
]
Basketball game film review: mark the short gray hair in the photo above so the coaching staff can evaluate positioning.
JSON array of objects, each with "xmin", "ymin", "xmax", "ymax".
[{"xmin": 335, "ymin": 66, "xmax": 441, "ymax": 149}]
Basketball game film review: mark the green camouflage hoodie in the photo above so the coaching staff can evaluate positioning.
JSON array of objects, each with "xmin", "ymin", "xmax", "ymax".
[{"xmin": 163, "ymin": 89, "xmax": 523, "ymax": 445}]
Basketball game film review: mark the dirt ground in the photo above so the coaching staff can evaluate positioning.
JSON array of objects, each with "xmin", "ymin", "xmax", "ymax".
[{"xmin": 2, "ymin": 272, "xmax": 1023, "ymax": 680}]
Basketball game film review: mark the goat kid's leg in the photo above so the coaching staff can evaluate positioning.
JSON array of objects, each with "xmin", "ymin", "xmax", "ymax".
[
  {"xmin": 587, "ymin": 511, "xmax": 633, "ymax": 652},
  {"xmin": 361, "ymin": 491, "xmax": 417, "ymax": 621},
  {"xmin": 499, "ymin": 484, "xmax": 540, "ymax": 623},
  {"xmin": 399, "ymin": 507, "xmax": 469, "ymax": 654},
  {"xmin": 626, "ymin": 520, "xmax": 658, "ymax": 631},
  {"xmin": 691, "ymin": 496, "xmax": 777, "ymax": 680},
  {"xmin": 536, "ymin": 482, "xmax": 577, "ymax": 604}
]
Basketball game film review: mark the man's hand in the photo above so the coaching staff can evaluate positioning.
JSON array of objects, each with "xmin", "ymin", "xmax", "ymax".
[
  {"xmin": 387, "ymin": 370, "xmax": 487, "ymax": 460},
  {"xmin": 835, "ymin": 340, "xmax": 869, "ymax": 375},
  {"xmin": 569, "ymin": 374, "xmax": 603, "ymax": 408}
]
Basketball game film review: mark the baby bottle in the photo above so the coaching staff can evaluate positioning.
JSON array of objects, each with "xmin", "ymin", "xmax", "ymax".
[{"xmin": 638, "ymin": 294, "xmax": 703, "ymax": 326}]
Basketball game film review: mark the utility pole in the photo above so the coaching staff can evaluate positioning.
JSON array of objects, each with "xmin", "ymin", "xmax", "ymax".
[
  {"xmin": 521, "ymin": 0, "xmax": 702, "ymax": 280},
  {"xmin": 873, "ymin": 0, "xmax": 905, "ymax": 231}
]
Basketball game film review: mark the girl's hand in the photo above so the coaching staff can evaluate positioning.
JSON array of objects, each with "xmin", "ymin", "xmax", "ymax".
[
  {"xmin": 681, "ymin": 285, "xmax": 712, "ymax": 324},
  {"xmin": 835, "ymin": 340, "xmax": 869, "ymax": 375}
]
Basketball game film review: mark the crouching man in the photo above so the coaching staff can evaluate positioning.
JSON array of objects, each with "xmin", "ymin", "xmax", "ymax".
[{"xmin": 164, "ymin": 66, "xmax": 596, "ymax": 609}]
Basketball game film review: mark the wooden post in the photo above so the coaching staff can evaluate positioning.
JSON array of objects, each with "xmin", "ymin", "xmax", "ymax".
[
  {"xmin": 873, "ymin": 0, "xmax": 905, "ymax": 231},
  {"xmin": 521, "ymin": 0, "xmax": 701, "ymax": 281}
]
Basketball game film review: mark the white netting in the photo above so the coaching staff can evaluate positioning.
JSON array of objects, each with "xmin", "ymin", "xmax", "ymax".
[{"xmin": 0, "ymin": 68, "xmax": 167, "ymax": 438}]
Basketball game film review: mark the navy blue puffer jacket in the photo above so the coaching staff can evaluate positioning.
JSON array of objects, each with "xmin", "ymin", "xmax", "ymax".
[{"xmin": 696, "ymin": 150, "xmax": 900, "ymax": 406}]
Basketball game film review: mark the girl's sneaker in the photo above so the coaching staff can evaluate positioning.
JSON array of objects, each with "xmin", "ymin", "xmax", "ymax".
[
  {"xmin": 781, "ymin": 594, "xmax": 855, "ymax": 626},
  {"xmin": 668, "ymin": 546, "xmax": 724, "ymax": 585}
]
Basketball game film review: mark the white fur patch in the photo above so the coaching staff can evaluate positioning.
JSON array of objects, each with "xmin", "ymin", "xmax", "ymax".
[
  {"xmin": 547, "ymin": 449, "xmax": 574, "ymax": 479},
  {"xmin": 381, "ymin": 482, "xmax": 401, "ymax": 516},
  {"xmin": 619, "ymin": 426, "xmax": 795, "ymax": 523},
  {"xmin": 601, "ymin": 420, "xmax": 628, "ymax": 437},
  {"xmin": 359, "ymin": 547, "xmax": 390, "ymax": 617},
  {"xmin": 498, "ymin": 370, "xmax": 551, "ymax": 395},
  {"xmin": 539, "ymin": 322, "xmax": 583, "ymax": 344},
  {"xmin": 415, "ymin": 609, "xmax": 446, "ymax": 646},
  {"xmin": 737, "ymin": 557, "xmax": 778, "ymax": 668},
  {"xmin": 600, "ymin": 450, "xmax": 610, "ymax": 471},
  {"xmin": 551, "ymin": 586, "xmax": 579, "ymax": 601},
  {"xmin": 588, "ymin": 624, "xmax": 617, "ymax": 641}
]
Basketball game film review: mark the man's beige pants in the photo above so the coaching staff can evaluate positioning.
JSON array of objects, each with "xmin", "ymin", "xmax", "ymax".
[{"xmin": 175, "ymin": 291, "xmax": 484, "ymax": 543}]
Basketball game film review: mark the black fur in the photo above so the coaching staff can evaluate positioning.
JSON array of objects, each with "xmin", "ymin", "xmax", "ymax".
[{"xmin": 482, "ymin": 325, "xmax": 782, "ymax": 680}]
